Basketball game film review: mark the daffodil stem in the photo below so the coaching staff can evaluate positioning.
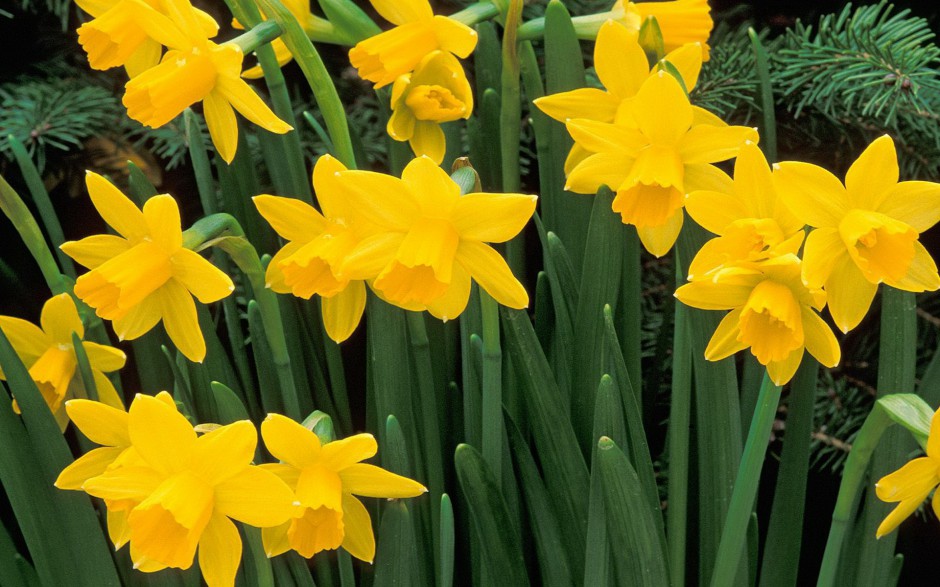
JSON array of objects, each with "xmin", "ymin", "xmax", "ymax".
[
  {"xmin": 479, "ymin": 290, "xmax": 503, "ymax": 486},
  {"xmin": 185, "ymin": 215, "xmax": 303, "ymax": 420},
  {"xmin": 516, "ymin": 11, "xmax": 611, "ymax": 42},
  {"xmin": 817, "ymin": 405, "xmax": 893, "ymax": 587},
  {"xmin": 228, "ymin": 20, "xmax": 283, "ymax": 55},
  {"xmin": 710, "ymin": 372, "xmax": 781, "ymax": 587},
  {"xmin": 667, "ymin": 303, "xmax": 691, "ymax": 587},
  {"xmin": 0, "ymin": 174, "xmax": 67, "ymax": 295},
  {"xmin": 450, "ymin": 2, "xmax": 500, "ymax": 26},
  {"xmin": 404, "ymin": 312, "xmax": 444, "ymax": 583},
  {"xmin": 256, "ymin": 0, "xmax": 357, "ymax": 169},
  {"xmin": 500, "ymin": 0, "xmax": 525, "ymax": 276},
  {"xmin": 748, "ymin": 28, "xmax": 777, "ymax": 162}
]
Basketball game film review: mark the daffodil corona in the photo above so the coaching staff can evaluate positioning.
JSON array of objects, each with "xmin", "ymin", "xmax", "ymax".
[
  {"xmin": 62, "ymin": 172, "xmax": 234, "ymax": 363},
  {"xmin": 259, "ymin": 414, "xmax": 426, "ymax": 561},
  {"xmin": 675, "ymin": 255, "xmax": 841, "ymax": 385},
  {"xmin": 774, "ymin": 135, "xmax": 940, "ymax": 332},
  {"xmin": 0, "ymin": 293, "xmax": 125, "ymax": 428}
]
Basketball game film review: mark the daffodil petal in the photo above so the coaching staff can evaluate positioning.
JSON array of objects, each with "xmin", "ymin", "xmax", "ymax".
[
  {"xmin": 845, "ymin": 135, "xmax": 899, "ymax": 210},
  {"xmin": 37, "ymin": 293, "xmax": 83, "ymax": 344},
  {"xmin": 254, "ymin": 195, "xmax": 326, "ymax": 242},
  {"xmin": 678, "ymin": 124, "xmax": 755, "ymax": 165},
  {"xmin": 684, "ymin": 190, "xmax": 749, "ymax": 235},
  {"xmin": 339, "ymin": 171, "xmax": 420, "ymax": 231},
  {"xmin": 877, "ymin": 181, "xmax": 940, "ymax": 233},
  {"xmin": 801, "ymin": 228, "xmax": 846, "ymax": 289},
  {"xmin": 928, "ymin": 411, "xmax": 940, "ymax": 459},
  {"xmin": 876, "ymin": 457, "xmax": 938, "ymax": 502},
  {"xmin": 320, "ymin": 434, "xmax": 378, "ymax": 471},
  {"xmin": 566, "ymin": 152, "xmax": 634, "ymax": 195},
  {"xmin": 171, "ymin": 249, "xmax": 234, "ymax": 304},
  {"xmin": 425, "ymin": 261, "xmax": 471, "ymax": 322},
  {"xmin": 767, "ymin": 348, "xmax": 803, "ymax": 385},
  {"xmin": 663, "ymin": 42, "xmax": 703, "ymax": 90},
  {"xmin": 801, "ymin": 307, "xmax": 840, "ymax": 368},
  {"xmin": 65, "ymin": 398, "xmax": 129, "ymax": 445},
  {"xmin": 450, "ymin": 193, "xmax": 536, "ymax": 243},
  {"xmin": 340, "ymin": 233, "xmax": 405, "ymax": 281},
  {"xmin": 198, "ymin": 513, "xmax": 241, "ymax": 587},
  {"xmin": 82, "ymin": 464, "xmax": 163, "ymax": 501},
  {"xmin": 142, "ymin": 195, "xmax": 183, "ymax": 251},
  {"xmin": 773, "ymin": 161, "xmax": 849, "ymax": 228},
  {"xmin": 340, "ymin": 463, "xmax": 427, "ymax": 498},
  {"xmin": 371, "ymin": 0, "xmax": 432, "ymax": 25},
  {"xmin": 215, "ymin": 466, "xmax": 296, "ymax": 527},
  {"xmin": 826, "ymin": 256, "xmax": 878, "ymax": 333},
  {"xmin": 455, "ymin": 241, "xmax": 528, "ymax": 309},
  {"xmin": 111, "ymin": 294, "xmax": 161, "ymax": 341},
  {"xmin": 93, "ymin": 370, "xmax": 124, "ymax": 410},
  {"xmin": 683, "ymin": 162, "xmax": 733, "ymax": 193},
  {"xmin": 85, "ymin": 171, "xmax": 147, "ymax": 240},
  {"xmin": 432, "ymin": 15, "xmax": 478, "ymax": 58},
  {"xmin": 0, "ymin": 317, "xmax": 48, "ymax": 366},
  {"xmin": 321, "ymin": 283, "xmax": 367, "ymax": 344},
  {"xmin": 533, "ymin": 88, "xmax": 619, "ymax": 124},
  {"xmin": 261, "ymin": 413, "xmax": 321, "ymax": 468},
  {"xmin": 886, "ymin": 240, "xmax": 940, "ymax": 292},
  {"xmin": 594, "ymin": 20, "xmax": 648, "ymax": 97},
  {"xmin": 129, "ymin": 393, "xmax": 197, "ymax": 474},
  {"xmin": 192, "ymin": 421, "xmax": 256, "ymax": 484},
  {"xmin": 217, "ymin": 76, "xmax": 292, "ymax": 135},
  {"xmin": 876, "ymin": 496, "xmax": 930, "ymax": 538},
  {"xmin": 409, "ymin": 122, "xmax": 446, "ymax": 165},
  {"xmin": 675, "ymin": 279, "xmax": 755, "ymax": 310},
  {"xmin": 265, "ymin": 241, "xmax": 304, "ymax": 294},
  {"xmin": 340, "ymin": 494, "xmax": 375, "ymax": 563},
  {"xmin": 108, "ymin": 509, "xmax": 131, "ymax": 550},
  {"xmin": 388, "ymin": 103, "xmax": 416, "ymax": 141},
  {"xmin": 156, "ymin": 281, "xmax": 205, "ymax": 363},
  {"xmin": 203, "ymin": 91, "xmax": 238, "ymax": 164},
  {"xmin": 60, "ymin": 234, "xmax": 131, "ymax": 270},
  {"xmin": 55, "ymin": 446, "xmax": 126, "ymax": 490},
  {"xmin": 566, "ymin": 119, "xmax": 646, "ymax": 155},
  {"xmin": 637, "ymin": 210, "xmax": 684, "ymax": 258},
  {"xmin": 311, "ymin": 155, "xmax": 351, "ymax": 220},
  {"xmin": 730, "ymin": 142, "xmax": 776, "ymax": 218},
  {"xmin": 633, "ymin": 72, "xmax": 692, "ymax": 144},
  {"xmin": 401, "ymin": 156, "xmax": 459, "ymax": 216},
  {"xmin": 703, "ymin": 307, "xmax": 747, "ymax": 360}
]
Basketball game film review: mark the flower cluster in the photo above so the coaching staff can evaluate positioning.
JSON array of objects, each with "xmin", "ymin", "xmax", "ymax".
[
  {"xmin": 56, "ymin": 393, "xmax": 425, "ymax": 586},
  {"xmin": 61, "ymin": 172, "xmax": 234, "ymax": 363},
  {"xmin": 75, "ymin": 0, "xmax": 291, "ymax": 162},
  {"xmin": 350, "ymin": 0, "xmax": 477, "ymax": 163},
  {"xmin": 256, "ymin": 155, "xmax": 537, "ymax": 342}
]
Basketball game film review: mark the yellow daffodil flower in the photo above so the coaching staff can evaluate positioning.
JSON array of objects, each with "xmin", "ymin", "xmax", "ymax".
[
  {"xmin": 0, "ymin": 293, "xmax": 125, "ymax": 429},
  {"xmin": 259, "ymin": 413, "xmax": 426, "ymax": 561},
  {"xmin": 684, "ymin": 142, "xmax": 805, "ymax": 279},
  {"xmin": 338, "ymin": 157, "xmax": 537, "ymax": 320},
  {"xmin": 576, "ymin": 0, "xmax": 713, "ymax": 57},
  {"xmin": 534, "ymin": 19, "xmax": 703, "ymax": 127},
  {"xmin": 564, "ymin": 71, "xmax": 757, "ymax": 257},
  {"xmin": 254, "ymin": 155, "xmax": 375, "ymax": 343},
  {"xmin": 387, "ymin": 50, "xmax": 474, "ymax": 164},
  {"xmin": 79, "ymin": 394, "xmax": 296, "ymax": 586},
  {"xmin": 773, "ymin": 135, "xmax": 940, "ymax": 333},
  {"xmin": 875, "ymin": 407, "xmax": 940, "ymax": 538},
  {"xmin": 349, "ymin": 0, "xmax": 477, "ymax": 88},
  {"xmin": 75, "ymin": 0, "xmax": 219, "ymax": 77},
  {"xmin": 675, "ymin": 254, "xmax": 841, "ymax": 385},
  {"xmin": 61, "ymin": 172, "xmax": 234, "ymax": 363}
]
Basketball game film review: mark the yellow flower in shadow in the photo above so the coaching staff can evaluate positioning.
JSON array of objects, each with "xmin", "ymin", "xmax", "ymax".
[
  {"xmin": 259, "ymin": 413, "xmax": 426, "ymax": 561},
  {"xmin": 61, "ymin": 172, "xmax": 234, "ymax": 363}
]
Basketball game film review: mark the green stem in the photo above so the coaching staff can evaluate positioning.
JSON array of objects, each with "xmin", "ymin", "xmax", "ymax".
[
  {"xmin": 667, "ymin": 303, "xmax": 692, "ymax": 587},
  {"xmin": 450, "ymin": 2, "xmax": 500, "ymax": 26},
  {"xmin": 228, "ymin": 20, "xmax": 283, "ymax": 54},
  {"xmin": 0, "ymin": 174, "xmax": 67, "ymax": 295},
  {"xmin": 256, "ymin": 0, "xmax": 357, "ymax": 169},
  {"xmin": 748, "ymin": 28, "xmax": 777, "ymax": 162},
  {"xmin": 500, "ymin": 0, "xmax": 524, "ymax": 276},
  {"xmin": 710, "ymin": 373, "xmax": 782, "ymax": 587},
  {"xmin": 479, "ymin": 291, "xmax": 503, "ymax": 485},
  {"xmin": 517, "ymin": 11, "xmax": 612, "ymax": 41}
]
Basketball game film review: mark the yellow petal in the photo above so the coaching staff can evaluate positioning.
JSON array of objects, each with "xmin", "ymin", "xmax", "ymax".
[
  {"xmin": 766, "ymin": 348, "xmax": 803, "ymax": 385},
  {"xmin": 564, "ymin": 143, "xmax": 592, "ymax": 175},
  {"xmin": 703, "ymin": 308, "xmax": 747, "ymax": 361},
  {"xmin": 339, "ymin": 171, "xmax": 420, "ymax": 231},
  {"xmin": 261, "ymin": 413, "xmax": 321, "ymax": 468},
  {"xmin": 40, "ymin": 295, "xmax": 83, "ymax": 346},
  {"xmin": 632, "ymin": 72, "xmax": 692, "ymax": 145},
  {"xmin": 295, "ymin": 465, "xmax": 343, "ymax": 513},
  {"xmin": 876, "ymin": 180, "xmax": 940, "ymax": 233},
  {"xmin": 425, "ymin": 262, "xmax": 472, "ymax": 321},
  {"xmin": 254, "ymin": 195, "xmax": 326, "ymax": 242},
  {"xmin": 262, "ymin": 521, "xmax": 293, "ymax": 558},
  {"xmin": 685, "ymin": 190, "xmax": 749, "ymax": 235},
  {"xmin": 129, "ymin": 392, "xmax": 197, "ymax": 474},
  {"xmin": 214, "ymin": 466, "xmax": 296, "ymax": 527},
  {"xmin": 171, "ymin": 248, "xmax": 235, "ymax": 303},
  {"xmin": 340, "ymin": 494, "xmax": 375, "ymax": 563},
  {"xmin": 637, "ymin": 210, "xmax": 684, "ymax": 258},
  {"xmin": 203, "ymin": 91, "xmax": 238, "ymax": 164},
  {"xmin": 773, "ymin": 161, "xmax": 849, "ymax": 228},
  {"xmin": 192, "ymin": 420, "xmax": 256, "ymax": 484},
  {"xmin": 85, "ymin": 171, "xmax": 147, "ymax": 240},
  {"xmin": 55, "ymin": 446, "xmax": 126, "ymax": 490},
  {"xmin": 663, "ymin": 42, "xmax": 703, "ymax": 91},
  {"xmin": 801, "ymin": 307, "xmax": 840, "ymax": 368},
  {"xmin": 321, "ymin": 283, "xmax": 367, "ymax": 343},
  {"xmin": 887, "ymin": 241, "xmax": 940, "ymax": 292},
  {"xmin": 595, "ymin": 20, "xmax": 648, "ymax": 98},
  {"xmin": 730, "ymin": 142, "xmax": 777, "ymax": 219},
  {"xmin": 60, "ymin": 234, "xmax": 130, "ymax": 270},
  {"xmin": 455, "ymin": 241, "xmax": 528, "ymax": 309},
  {"xmin": 241, "ymin": 39, "xmax": 294, "ymax": 79},
  {"xmin": 0, "ymin": 317, "xmax": 48, "ymax": 370},
  {"xmin": 566, "ymin": 119, "xmax": 646, "ymax": 155},
  {"xmin": 156, "ymin": 281, "xmax": 204, "ymax": 363},
  {"xmin": 197, "ymin": 513, "xmax": 242, "ymax": 587},
  {"xmin": 876, "ymin": 457, "xmax": 938, "ymax": 502},
  {"xmin": 683, "ymin": 162, "xmax": 733, "ymax": 193},
  {"xmin": 111, "ymin": 294, "xmax": 161, "ymax": 341},
  {"xmin": 565, "ymin": 152, "xmax": 634, "ymax": 195},
  {"xmin": 339, "ymin": 463, "xmax": 427, "ymax": 498},
  {"xmin": 93, "ymin": 370, "xmax": 125, "ymax": 410},
  {"xmin": 340, "ymin": 233, "xmax": 405, "ymax": 281},
  {"xmin": 533, "ymin": 88, "xmax": 620, "ymax": 124},
  {"xmin": 675, "ymin": 279, "xmax": 755, "ymax": 311},
  {"xmin": 801, "ymin": 228, "xmax": 847, "ymax": 289},
  {"xmin": 82, "ymin": 464, "xmax": 163, "ymax": 501},
  {"xmin": 678, "ymin": 124, "xmax": 755, "ymax": 165},
  {"xmin": 826, "ymin": 256, "xmax": 878, "ymax": 333},
  {"xmin": 371, "ymin": 0, "xmax": 432, "ymax": 25},
  {"xmin": 402, "ymin": 156, "xmax": 459, "ymax": 216},
  {"xmin": 265, "ymin": 241, "xmax": 303, "ymax": 294},
  {"xmin": 216, "ymin": 76, "xmax": 292, "ymax": 135},
  {"xmin": 409, "ymin": 122, "xmax": 446, "ymax": 165},
  {"xmin": 311, "ymin": 155, "xmax": 351, "ymax": 220},
  {"xmin": 320, "ymin": 434, "xmax": 378, "ymax": 471},
  {"xmin": 450, "ymin": 193, "xmax": 536, "ymax": 244},
  {"xmin": 124, "ymin": 39, "xmax": 162, "ymax": 78},
  {"xmin": 876, "ymin": 496, "xmax": 930, "ymax": 539},
  {"xmin": 108, "ymin": 508, "xmax": 131, "ymax": 550},
  {"xmin": 65, "ymin": 398, "xmax": 129, "ymax": 445},
  {"xmin": 633, "ymin": 0, "xmax": 713, "ymax": 54},
  {"xmin": 431, "ymin": 15, "xmax": 478, "ymax": 58},
  {"xmin": 845, "ymin": 135, "xmax": 898, "ymax": 210},
  {"xmin": 142, "ymin": 195, "xmax": 183, "ymax": 251},
  {"xmin": 388, "ymin": 101, "xmax": 417, "ymax": 141}
]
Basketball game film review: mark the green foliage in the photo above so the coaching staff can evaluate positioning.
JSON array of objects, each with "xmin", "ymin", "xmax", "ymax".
[{"xmin": 15, "ymin": 0, "xmax": 71, "ymax": 29}]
